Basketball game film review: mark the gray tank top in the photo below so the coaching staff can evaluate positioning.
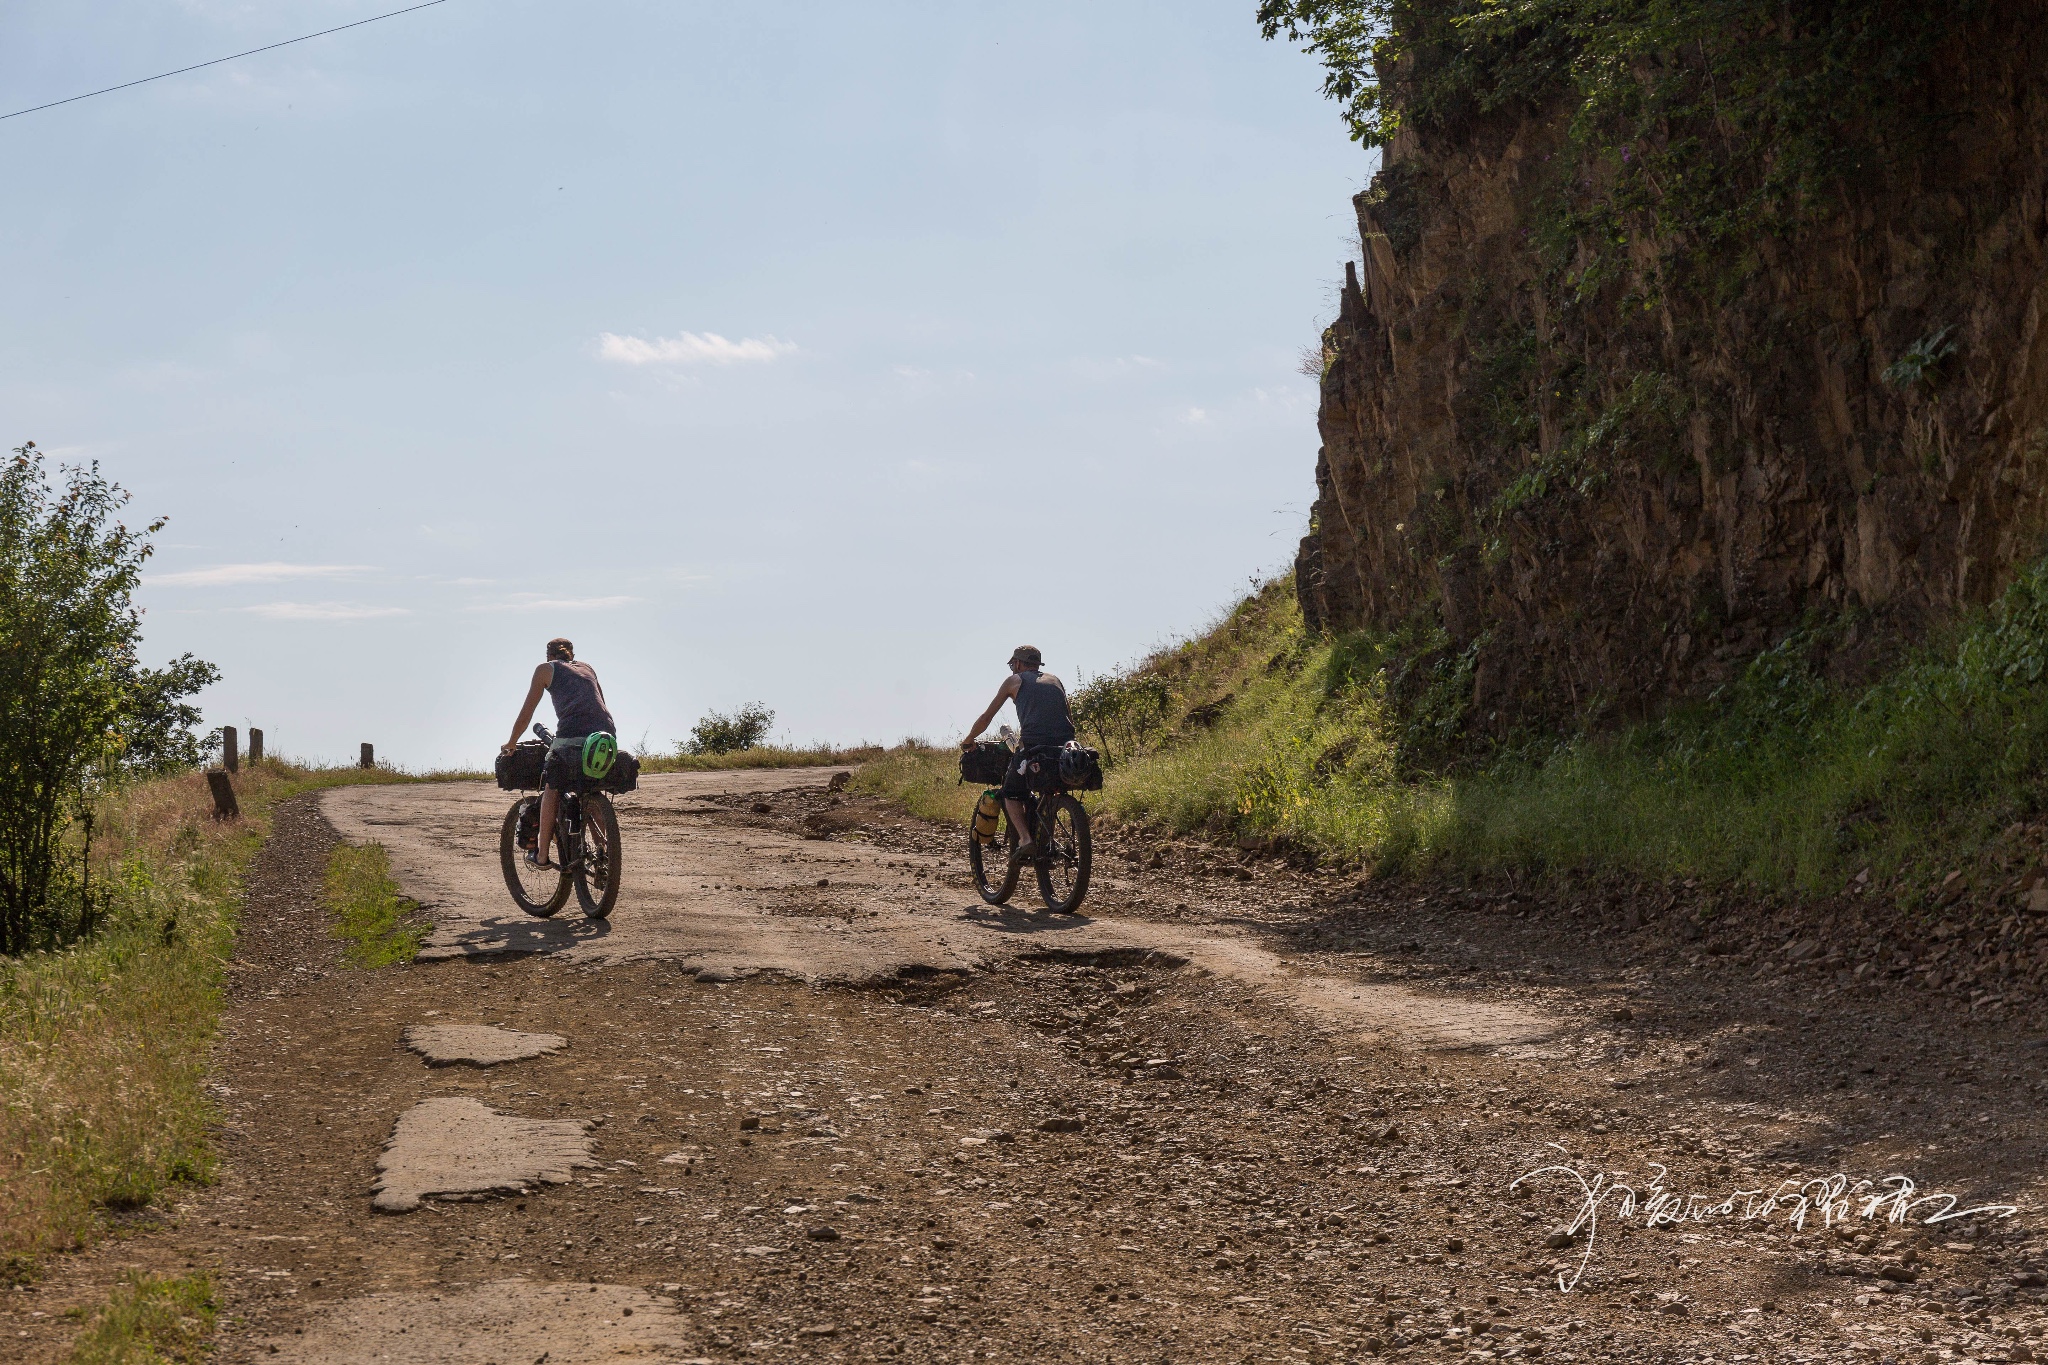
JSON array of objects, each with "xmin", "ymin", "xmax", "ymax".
[
  {"xmin": 547, "ymin": 660, "xmax": 616, "ymax": 740},
  {"xmin": 1013, "ymin": 670, "xmax": 1075, "ymax": 748}
]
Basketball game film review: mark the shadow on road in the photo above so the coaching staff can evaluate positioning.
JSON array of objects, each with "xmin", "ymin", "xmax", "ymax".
[
  {"xmin": 958, "ymin": 902, "xmax": 1096, "ymax": 935},
  {"xmin": 425, "ymin": 911, "xmax": 614, "ymax": 959}
]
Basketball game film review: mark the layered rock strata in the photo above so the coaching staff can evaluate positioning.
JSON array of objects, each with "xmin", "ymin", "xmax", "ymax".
[{"xmin": 1296, "ymin": 12, "xmax": 2048, "ymax": 725}]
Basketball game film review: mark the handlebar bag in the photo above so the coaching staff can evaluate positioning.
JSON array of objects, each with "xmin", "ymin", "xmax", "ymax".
[
  {"xmin": 495, "ymin": 742, "xmax": 547, "ymax": 791},
  {"xmin": 959, "ymin": 740, "xmax": 1013, "ymax": 785}
]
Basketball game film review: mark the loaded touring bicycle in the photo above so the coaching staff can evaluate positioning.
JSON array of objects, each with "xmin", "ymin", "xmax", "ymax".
[{"xmin": 494, "ymin": 724, "xmax": 639, "ymax": 919}]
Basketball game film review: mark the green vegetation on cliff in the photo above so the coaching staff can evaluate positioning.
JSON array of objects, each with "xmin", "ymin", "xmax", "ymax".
[
  {"xmin": 1064, "ymin": 566, "xmax": 2048, "ymax": 900},
  {"xmin": 1260, "ymin": 0, "xmax": 1981, "ymax": 275}
]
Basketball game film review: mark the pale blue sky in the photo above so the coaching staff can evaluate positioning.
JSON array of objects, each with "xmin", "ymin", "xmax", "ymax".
[{"xmin": 2, "ymin": 1, "xmax": 1367, "ymax": 768}]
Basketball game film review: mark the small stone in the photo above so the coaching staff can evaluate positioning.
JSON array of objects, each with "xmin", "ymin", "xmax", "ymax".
[
  {"xmin": 738, "ymin": 1116, "xmax": 760, "ymax": 1131},
  {"xmin": 805, "ymin": 1226, "xmax": 840, "ymax": 1242},
  {"xmin": 750, "ymin": 802, "xmax": 772, "ymax": 814},
  {"xmin": 1544, "ymin": 1230, "xmax": 1575, "ymax": 1250},
  {"xmin": 1446, "ymin": 1237, "xmax": 1464, "ymax": 1254},
  {"xmin": 1038, "ymin": 1117, "xmax": 1085, "ymax": 1134},
  {"xmin": 695, "ymin": 967, "xmax": 736, "ymax": 984}
]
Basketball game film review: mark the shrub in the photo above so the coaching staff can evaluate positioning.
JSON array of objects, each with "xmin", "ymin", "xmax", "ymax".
[
  {"xmin": 680, "ymin": 703, "xmax": 775, "ymax": 756},
  {"xmin": 0, "ymin": 447, "xmax": 214, "ymax": 955}
]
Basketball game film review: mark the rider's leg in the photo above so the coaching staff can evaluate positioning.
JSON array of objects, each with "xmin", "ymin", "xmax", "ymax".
[
  {"xmin": 1005, "ymin": 797, "xmax": 1037, "ymax": 858},
  {"xmin": 536, "ymin": 787, "xmax": 561, "ymax": 868}
]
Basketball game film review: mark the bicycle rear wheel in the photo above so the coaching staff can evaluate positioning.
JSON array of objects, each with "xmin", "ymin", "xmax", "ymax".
[
  {"xmin": 967, "ymin": 807, "xmax": 1020, "ymax": 905},
  {"xmin": 574, "ymin": 791, "xmax": 622, "ymax": 919},
  {"xmin": 1036, "ymin": 793, "xmax": 1091, "ymax": 914},
  {"xmin": 500, "ymin": 796, "xmax": 571, "ymax": 917}
]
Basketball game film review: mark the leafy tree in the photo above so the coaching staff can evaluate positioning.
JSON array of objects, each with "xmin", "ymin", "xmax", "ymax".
[
  {"xmin": 0, "ymin": 446, "xmax": 213, "ymax": 954},
  {"xmin": 681, "ymin": 703, "xmax": 775, "ymax": 755},
  {"xmin": 1256, "ymin": 1, "xmax": 1394, "ymax": 145},
  {"xmin": 120, "ymin": 653, "xmax": 223, "ymax": 774}
]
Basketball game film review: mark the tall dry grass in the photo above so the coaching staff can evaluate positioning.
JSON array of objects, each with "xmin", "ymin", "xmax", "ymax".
[
  {"xmin": 0, "ymin": 759, "xmax": 443, "ymax": 1279},
  {"xmin": 641, "ymin": 743, "xmax": 884, "ymax": 774},
  {"xmin": 846, "ymin": 743, "xmax": 982, "ymax": 826}
]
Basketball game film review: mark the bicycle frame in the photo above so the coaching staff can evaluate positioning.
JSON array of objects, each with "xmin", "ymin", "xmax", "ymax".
[{"xmin": 526, "ymin": 723, "xmax": 591, "ymax": 870}]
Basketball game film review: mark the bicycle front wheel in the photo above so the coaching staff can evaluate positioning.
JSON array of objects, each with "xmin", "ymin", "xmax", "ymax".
[
  {"xmin": 967, "ymin": 807, "xmax": 1020, "ymax": 905},
  {"xmin": 501, "ymin": 796, "xmax": 571, "ymax": 917},
  {"xmin": 574, "ymin": 791, "xmax": 622, "ymax": 919},
  {"xmin": 1036, "ymin": 793, "xmax": 1091, "ymax": 914}
]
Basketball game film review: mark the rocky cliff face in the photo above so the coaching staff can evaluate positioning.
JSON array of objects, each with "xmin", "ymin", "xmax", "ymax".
[{"xmin": 1296, "ymin": 7, "xmax": 2048, "ymax": 727}]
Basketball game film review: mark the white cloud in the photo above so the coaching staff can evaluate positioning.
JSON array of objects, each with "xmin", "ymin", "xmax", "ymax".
[
  {"xmin": 239, "ymin": 602, "xmax": 408, "ymax": 621},
  {"xmin": 597, "ymin": 331, "xmax": 796, "ymax": 366},
  {"xmin": 149, "ymin": 562, "xmax": 372, "ymax": 587},
  {"xmin": 1183, "ymin": 407, "xmax": 1211, "ymax": 424}
]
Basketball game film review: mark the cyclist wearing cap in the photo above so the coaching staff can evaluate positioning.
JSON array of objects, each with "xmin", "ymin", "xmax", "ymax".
[
  {"xmin": 502, "ymin": 637, "xmax": 617, "ymax": 871},
  {"xmin": 960, "ymin": 645, "xmax": 1074, "ymax": 864}
]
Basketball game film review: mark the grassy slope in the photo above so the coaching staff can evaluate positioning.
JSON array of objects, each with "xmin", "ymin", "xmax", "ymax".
[
  {"xmin": 1060, "ymin": 567, "xmax": 2048, "ymax": 910},
  {"xmin": 0, "ymin": 761, "xmax": 446, "ymax": 1280},
  {"xmin": 848, "ymin": 743, "xmax": 983, "ymax": 826}
]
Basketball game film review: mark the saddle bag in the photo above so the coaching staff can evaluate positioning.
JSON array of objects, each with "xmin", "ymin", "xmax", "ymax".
[
  {"xmin": 600, "ymin": 749, "xmax": 640, "ymax": 794},
  {"xmin": 959, "ymin": 740, "xmax": 1013, "ymax": 785},
  {"xmin": 1058, "ymin": 742, "xmax": 1104, "ymax": 792},
  {"xmin": 495, "ymin": 742, "xmax": 547, "ymax": 791}
]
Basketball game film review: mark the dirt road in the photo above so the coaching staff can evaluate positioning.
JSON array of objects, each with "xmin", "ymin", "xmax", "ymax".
[{"xmin": 11, "ymin": 771, "xmax": 2048, "ymax": 1364}]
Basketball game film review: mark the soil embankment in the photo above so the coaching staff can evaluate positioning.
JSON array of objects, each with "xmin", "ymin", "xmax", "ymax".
[{"xmin": 9, "ymin": 773, "xmax": 2046, "ymax": 1363}]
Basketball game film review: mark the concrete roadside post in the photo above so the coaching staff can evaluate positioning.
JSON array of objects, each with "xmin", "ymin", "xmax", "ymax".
[
  {"xmin": 249, "ymin": 728, "xmax": 264, "ymax": 764},
  {"xmin": 361, "ymin": 743, "xmax": 375, "ymax": 769},
  {"xmin": 206, "ymin": 770, "xmax": 240, "ymax": 819},
  {"xmin": 222, "ymin": 725, "xmax": 239, "ymax": 774}
]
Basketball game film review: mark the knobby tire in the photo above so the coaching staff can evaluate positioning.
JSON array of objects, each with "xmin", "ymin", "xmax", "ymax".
[
  {"xmin": 968, "ymin": 806, "xmax": 1020, "ymax": 905},
  {"xmin": 1036, "ymin": 793, "xmax": 1091, "ymax": 914},
  {"xmin": 500, "ymin": 796, "xmax": 571, "ymax": 917},
  {"xmin": 575, "ymin": 790, "xmax": 622, "ymax": 919}
]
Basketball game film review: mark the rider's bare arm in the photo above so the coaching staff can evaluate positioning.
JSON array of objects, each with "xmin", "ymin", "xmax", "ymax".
[
  {"xmin": 503, "ymin": 662, "xmax": 554, "ymax": 754},
  {"xmin": 960, "ymin": 674, "xmax": 1022, "ymax": 750}
]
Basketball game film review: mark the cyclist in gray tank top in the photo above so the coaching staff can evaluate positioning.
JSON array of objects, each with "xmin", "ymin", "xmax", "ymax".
[
  {"xmin": 502, "ymin": 637, "xmax": 619, "ymax": 870},
  {"xmin": 960, "ymin": 645, "xmax": 1075, "ymax": 863}
]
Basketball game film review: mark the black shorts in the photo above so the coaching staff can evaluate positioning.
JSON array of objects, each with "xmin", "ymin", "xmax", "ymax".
[
  {"xmin": 542, "ymin": 736, "xmax": 604, "ymax": 790},
  {"xmin": 1000, "ymin": 745, "xmax": 1062, "ymax": 802}
]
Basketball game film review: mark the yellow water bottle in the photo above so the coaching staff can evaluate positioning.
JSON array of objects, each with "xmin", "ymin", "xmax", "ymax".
[{"xmin": 973, "ymin": 790, "xmax": 1002, "ymax": 843}]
